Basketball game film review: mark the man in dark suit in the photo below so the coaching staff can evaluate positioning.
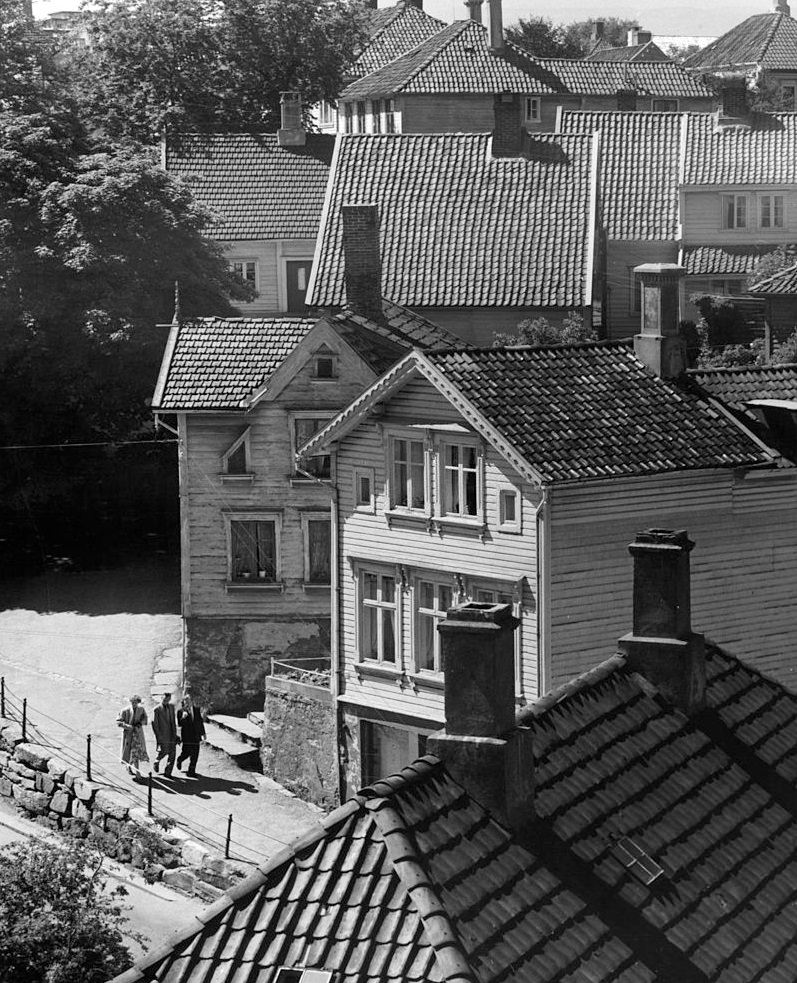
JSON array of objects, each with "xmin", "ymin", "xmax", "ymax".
[
  {"xmin": 152, "ymin": 692, "xmax": 180, "ymax": 778},
  {"xmin": 177, "ymin": 694, "xmax": 206, "ymax": 777}
]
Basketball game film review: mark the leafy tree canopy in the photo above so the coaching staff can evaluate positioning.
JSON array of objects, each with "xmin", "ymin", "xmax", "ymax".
[
  {"xmin": 493, "ymin": 311, "xmax": 596, "ymax": 346},
  {"xmin": 0, "ymin": 838, "xmax": 133, "ymax": 983},
  {"xmin": 749, "ymin": 243, "xmax": 797, "ymax": 286},
  {"xmin": 68, "ymin": 0, "xmax": 367, "ymax": 143},
  {"xmin": 507, "ymin": 15, "xmax": 639, "ymax": 58}
]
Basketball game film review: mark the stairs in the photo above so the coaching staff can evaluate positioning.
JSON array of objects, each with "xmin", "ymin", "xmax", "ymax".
[{"xmin": 204, "ymin": 714, "xmax": 263, "ymax": 772}]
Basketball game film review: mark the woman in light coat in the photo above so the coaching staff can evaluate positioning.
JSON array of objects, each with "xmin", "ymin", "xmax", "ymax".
[{"xmin": 117, "ymin": 694, "xmax": 150, "ymax": 779}]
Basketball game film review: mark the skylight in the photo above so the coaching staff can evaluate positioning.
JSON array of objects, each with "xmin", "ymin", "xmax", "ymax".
[{"xmin": 613, "ymin": 836, "xmax": 664, "ymax": 885}]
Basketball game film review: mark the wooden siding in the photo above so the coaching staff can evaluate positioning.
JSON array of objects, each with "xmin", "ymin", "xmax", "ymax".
[
  {"xmin": 681, "ymin": 189, "xmax": 797, "ymax": 244},
  {"xmin": 548, "ymin": 469, "xmax": 797, "ymax": 691},
  {"xmin": 337, "ymin": 379, "xmax": 540, "ymax": 728},
  {"xmin": 224, "ymin": 239, "xmax": 316, "ymax": 315},
  {"xmin": 605, "ymin": 239, "xmax": 679, "ymax": 339}
]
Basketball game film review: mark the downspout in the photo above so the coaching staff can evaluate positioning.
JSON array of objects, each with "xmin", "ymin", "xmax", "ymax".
[{"xmin": 534, "ymin": 486, "xmax": 551, "ymax": 697}]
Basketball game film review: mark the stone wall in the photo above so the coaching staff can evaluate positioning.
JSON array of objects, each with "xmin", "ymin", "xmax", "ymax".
[
  {"xmin": 261, "ymin": 676, "xmax": 338, "ymax": 808},
  {"xmin": 185, "ymin": 615, "xmax": 331, "ymax": 713},
  {"xmin": 0, "ymin": 716, "xmax": 244, "ymax": 901}
]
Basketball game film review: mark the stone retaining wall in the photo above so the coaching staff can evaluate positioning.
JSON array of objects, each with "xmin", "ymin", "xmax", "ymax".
[{"xmin": 0, "ymin": 716, "xmax": 244, "ymax": 901}]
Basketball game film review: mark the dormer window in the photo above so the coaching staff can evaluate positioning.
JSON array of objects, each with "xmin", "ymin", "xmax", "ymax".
[{"xmin": 221, "ymin": 428, "xmax": 254, "ymax": 482}]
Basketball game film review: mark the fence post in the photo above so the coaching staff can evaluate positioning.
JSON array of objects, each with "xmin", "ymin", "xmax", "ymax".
[
  {"xmin": 22, "ymin": 699, "xmax": 27, "ymax": 741},
  {"xmin": 0, "ymin": 677, "xmax": 4, "ymax": 717},
  {"xmin": 86, "ymin": 734, "xmax": 92, "ymax": 781},
  {"xmin": 225, "ymin": 814, "xmax": 233, "ymax": 859},
  {"xmin": 148, "ymin": 772, "xmax": 153, "ymax": 816}
]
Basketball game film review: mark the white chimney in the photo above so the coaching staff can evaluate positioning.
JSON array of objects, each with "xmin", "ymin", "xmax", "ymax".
[
  {"xmin": 488, "ymin": 0, "xmax": 504, "ymax": 52},
  {"xmin": 633, "ymin": 263, "xmax": 686, "ymax": 378},
  {"xmin": 277, "ymin": 91, "xmax": 306, "ymax": 148},
  {"xmin": 464, "ymin": 0, "xmax": 483, "ymax": 23},
  {"xmin": 627, "ymin": 25, "xmax": 640, "ymax": 46}
]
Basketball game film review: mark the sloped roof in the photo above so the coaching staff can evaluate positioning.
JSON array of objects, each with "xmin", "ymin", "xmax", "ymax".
[
  {"xmin": 538, "ymin": 57, "xmax": 712, "ymax": 97},
  {"xmin": 164, "ymin": 133, "xmax": 334, "ymax": 240},
  {"xmin": 683, "ymin": 112, "xmax": 797, "ymax": 184},
  {"xmin": 584, "ymin": 40, "xmax": 671, "ymax": 62},
  {"xmin": 689, "ymin": 362, "xmax": 797, "ymax": 414},
  {"xmin": 152, "ymin": 304, "xmax": 456, "ymax": 411},
  {"xmin": 750, "ymin": 261, "xmax": 797, "ymax": 294},
  {"xmin": 685, "ymin": 11, "xmax": 797, "ymax": 71},
  {"xmin": 355, "ymin": 2, "xmax": 446, "ymax": 78},
  {"xmin": 559, "ymin": 110, "xmax": 681, "ymax": 238},
  {"xmin": 307, "ymin": 132, "xmax": 595, "ymax": 310},
  {"xmin": 116, "ymin": 640, "xmax": 797, "ymax": 983},
  {"xmin": 681, "ymin": 244, "xmax": 778, "ymax": 276}
]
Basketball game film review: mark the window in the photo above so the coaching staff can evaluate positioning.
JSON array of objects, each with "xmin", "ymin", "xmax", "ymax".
[
  {"xmin": 709, "ymin": 278, "xmax": 744, "ymax": 295},
  {"xmin": 523, "ymin": 96, "xmax": 541, "ymax": 123},
  {"xmin": 441, "ymin": 442, "xmax": 479, "ymax": 517},
  {"xmin": 652, "ymin": 99, "xmax": 678, "ymax": 112},
  {"xmin": 616, "ymin": 89, "xmax": 637, "ymax": 111},
  {"xmin": 356, "ymin": 100, "xmax": 366, "ymax": 132},
  {"xmin": 498, "ymin": 488, "xmax": 521, "ymax": 532},
  {"xmin": 318, "ymin": 101, "xmax": 336, "ymax": 127},
  {"xmin": 222, "ymin": 428, "xmax": 252, "ymax": 478},
  {"xmin": 372, "ymin": 98, "xmax": 382, "ymax": 133},
  {"xmin": 293, "ymin": 416, "xmax": 332, "ymax": 480},
  {"xmin": 760, "ymin": 195, "xmax": 785, "ymax": 229},
  {"xmin": 229, "ymin": 518, "xmax": 278, "ymax": 583},
  {"xmin": 313, "ymin": 353, "xmax": 337, "ymax": 379},
  {"xmin": 385, "ymin": 98, "xmax": 396, "ymax": 133},
  {"xmin": 391, "ymin": 437, "xmax": 426, "ymax": 510},
  {"xmin": 354, "ymin": 467, "xmax": 375, "ymax": 512},
  {"xmin": 343, "ymin": 102, "xmax": 353, "ymax": 133},
  {"xmin": 359, "ymin": 570, "xmax": 397, "ymax": 663},
  {"xmin": 415, "ymin": 579, "xmax": 453, "ymax": 673},
  {"xmin": 781, "ymin": 83, "xmax": 796, "ymax": 109},
  {"xmin": 303, "ymin": 515, "xmax": 331, "ymax": 585},
  {"xmin": 361, "ymin": 721, "xmax": 409, "ymax": 786},
  {"xmin": 721, "ymin": 194, "xmax": 747, "ymax": 229},
  {"xmin": 231, "ymin": 259, "xmax": 257, "ymax": 287},
  {"xmin": 469, "ymin": 580, "xmax": 523, "ymax": 694}
]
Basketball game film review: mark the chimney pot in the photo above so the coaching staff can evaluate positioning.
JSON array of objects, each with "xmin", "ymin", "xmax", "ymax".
[
  {"xmin": 341, "ymin": 203, "xmax": 384, "ymax": 324},
  {"xmin": 633, "ymin": 263, "xmax": 686, "ymax": 378},
  {"xmin": 488, "ymin": 0, "xmax": 504, "ymax": 51},
  {"xmin": 464, "ymin": 0, "xmax": 483, "ymax": 23},
  {"xmin": 618, "ymin": 529, "xmax": 706, "ymax": 714},
  {"xmin": 278, "ymin": 91, "xmax": 306, "ymax": 147}
]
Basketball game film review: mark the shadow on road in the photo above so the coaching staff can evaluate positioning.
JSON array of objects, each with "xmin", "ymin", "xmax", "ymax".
[{"xmin": 149, "ymin": 774, "xmax": 259, "ymax": 799}]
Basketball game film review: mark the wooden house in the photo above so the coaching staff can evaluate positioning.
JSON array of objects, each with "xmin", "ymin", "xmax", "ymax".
[{"xmin": 300, "ymin": 264, "xmax": 797, "ymax": 793}]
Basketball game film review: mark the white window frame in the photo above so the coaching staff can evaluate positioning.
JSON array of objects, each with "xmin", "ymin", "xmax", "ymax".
[
  {"xmin": 384, "ymin": 97, "xmax": 397, "ymax": 133},
  {"xmin": 523, "ymin": 96, "xmax": 541, "ymax": 123},
  {"xmin": 412, "ymin": 576, "xmax": 454, "ymax": 675},
  {"xmin": 230, "ymin": 258, "xmax": 259, "ymax": 290},
  {"xmin": 497, "ymin": 486, "xmax": 521, "ymax": 533},
  {"xmin": 759, "ymin": 194, "xmax": 785, "ymax": 229},
  {"xmin": 343, "ymin": 102, "xmax": 353, "ymax": 133},
  {"xmin": 356, "ymin": 100, "xmax": 367, "ymax": 133},
  {"xmin": 301, "ymin": 512, "xmax": 332, "ymax": 587},
  {"xmin": 721, "ymin": 193, "xmax": 748, "ymax": 230},
  {"xmin": 387, "ymin": 432, "xmax": 429, "ymax": 514},
  {"xmin": 220, "ymin": 427, "xmax": 253, "ymax": 482},
  {"xmin": 466, "ymin": 577, "xmax": 524, "ymax": 697},
  {"xmin": 438, "ymin": 438, "xmax": 483, "ymax": 521},
  {"xmin": 356, "ymin": 564, "xmax": 401, "ymax": 666},
  {"xmin": 353, "ymin": 466, "xmax": 375, "ymax": 513},
  {"xmin": 317, "ymin": 101, "xmax": 336, "ymax": 127},
  {"xmin": 291, "ymin": 411, "xmax": 334, "ymax": 483},
  {"xmin": 371, "ymin": 98, "xmax": 382, "ymax": 134},
  {"xmin": 224, "ymin": 511, "xmax": 282, "ymax": 588}
]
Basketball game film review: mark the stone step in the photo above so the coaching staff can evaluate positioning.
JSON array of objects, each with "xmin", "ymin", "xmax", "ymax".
[
  {"xmin": 247, "ymin": 711, "xmax": 264, "ymax": 729},
  {"xmin": 207, "ymin": 714, "xmax": 263, "ymax": 747},
  {"xmin": 203, "ymin": 722, "xmax": 262, "ymax": 772}
]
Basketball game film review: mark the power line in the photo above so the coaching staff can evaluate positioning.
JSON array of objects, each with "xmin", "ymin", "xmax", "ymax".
[{"xmin": 0, "ymin": 439, "xmax": 177, "ymax": 451}]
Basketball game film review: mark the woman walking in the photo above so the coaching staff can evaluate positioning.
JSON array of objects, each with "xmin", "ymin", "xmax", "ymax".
[{"xmin": 117, "ymin": 694, "xmax": 150, "ymax": 780}]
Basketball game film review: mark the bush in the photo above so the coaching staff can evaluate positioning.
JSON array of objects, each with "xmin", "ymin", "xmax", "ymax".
[{"xmin": 493, "ymin": 310, "xmax": 597, "ymax": 346}]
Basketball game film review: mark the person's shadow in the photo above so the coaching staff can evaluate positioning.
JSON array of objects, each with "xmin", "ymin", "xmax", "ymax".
[{"xmin": 151, "ymin": 774, "xmax": 258, "ymax": 799}]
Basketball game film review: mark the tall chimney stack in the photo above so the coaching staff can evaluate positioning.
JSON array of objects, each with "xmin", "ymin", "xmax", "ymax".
[
  {"xmin": 492, "ymin": 94, "xmax": 523, "ymax": 157},
  {"xmin": 464, "ymin": 0, "xmax": 483, "ymax": 23},
  {"xmin": 277, "ymin": 91, "xmax": 306, "ymax": 148},
  {"xmin": 774, "ymin": 0, "xmax": 790, "ymax": 15},
  {"xmin": 633, "ymin": 263, "xmax": 686, "ymax": 378},
  {"xmin": 593, "ymin": 20, "xmax": 605, "ymax": 42},
  {"xmin": 627, "ymin": 25, "xmax": 640, "ymax": 46},
  {"xmin": 341, "ymin": 203, "xmax": 384, "ymax": 324},
  {"xmin": 618, "ymin": 530, "xmax": 706, "ymax": 714},
  {"xmin": 488, "ymin": 0, "xmax": 504, "ymax": 51},
  {"xmin": 427, "ymin": 603, "xmax": 534, "ymax": 830}
]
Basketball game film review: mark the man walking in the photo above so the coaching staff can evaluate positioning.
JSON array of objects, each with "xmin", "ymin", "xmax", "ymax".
[
  {"xmin": 177, "ymin": 694, "xmax": 206, "ymax": 777},
  {"xmin": 152, "ymin": 692, "xmax": 180, "ymax": 778}
]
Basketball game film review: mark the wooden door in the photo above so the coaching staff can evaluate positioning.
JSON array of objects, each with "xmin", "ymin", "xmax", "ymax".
[{"xmin": 285, "ymin": 260, "xmax": 312, "ymax": 313}]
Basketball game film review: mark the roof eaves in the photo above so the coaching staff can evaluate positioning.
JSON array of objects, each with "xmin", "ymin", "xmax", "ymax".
[{"xmin": 151, "ymin": 320, "xmax": 181, "ymax": 411}]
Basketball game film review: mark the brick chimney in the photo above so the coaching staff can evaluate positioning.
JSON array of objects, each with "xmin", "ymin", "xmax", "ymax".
[
  {"xmin": 592, "ymin": 20, "xmax": 605, "ymax": 42},
  {"xmin": 277, "ymin": 91, "xmax": 306, "ymax": 148},
  {"xmin": 633, "ymin": 263, "xmax": 686, "ymax": 378},
  {"xmin": 427, "ymin": 603, "xmax": 534, "ymax": 831},
  {"xmin": 618, "ymin": 530, "xmax": 706, "ymax": 714},
  {"xmin": 492, "ymin": 94, "xmax": 523, "ymax": 157},
  {"xmin": 488, "ymin": 0, "xmax": 504, "ymax": 51},
  {"xmin": 464, "ymin": 0, "xmax": 483, "ymax": 23},
  {"xmin": 341, "ymin": 204, "xmax": 384, "ymax": 324}
]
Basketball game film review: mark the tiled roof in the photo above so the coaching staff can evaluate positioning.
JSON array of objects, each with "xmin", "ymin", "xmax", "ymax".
[
  {"xmin": 750, "ymin": 261, "xmax": 797, "ymax": 294},
  {"xmin": 355, "ymin": 2, "xmax": 446, "ymax": 78},
  {"xmin": 333, "ymin": 302, "xmax": 463, "ymax": 352},
  {"xmin": 584, "ymin": 41, "xmax": 671, "ymax": 62},
  {"xmin": 164, "ymin": 133, "xmax": 334, "ymax": 240},
  {"xmin": 683, "ymin": 113, "xmax": 797, "ymax": 184},
  {"xmin": 559, "ymin": 110, "xmax": 681, "ymax": 238},
  {"xmin": 681, "ymin": 244, "xmax": 778, "ymax": 276},
  {"xmin": 538, "ymin": 56, "xmax": 713, "ymax": 97},
  {"xmin": 688, "ymin": 363, "xmax": 797, "ymax": 415},
  {"xmin": 685, "ymin": 11, "xmax": 797, "ymax": 71},
  {"xmin": 116, "ymin": 641, "xmax": 797, "ymax": 983},
  {"xmin": 153, "ymin": 317, "xmax": 316, "ymax": 411},
  {"xmin": 423, "ymin": 344, "xmax": 771, "ymax": 481},
  {"xmin": 342, "ymin": 20, "xmax": 563, "ymax": 98},
  {"xmin": 307, "ymin": 132, "xmax": 595, "ymax": 310}
]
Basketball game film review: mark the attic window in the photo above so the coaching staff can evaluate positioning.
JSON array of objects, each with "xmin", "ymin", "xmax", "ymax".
[
  {"xmin": 613, "ymin": 836, "xmax": 664, "ymax": 885},
  {"xmin": 221, "ymin": 428, "xmax": 254, "ymax": 482},
  {"xmin": 313, "ymin": 355, "xmax": 337, "ymax": 379}
]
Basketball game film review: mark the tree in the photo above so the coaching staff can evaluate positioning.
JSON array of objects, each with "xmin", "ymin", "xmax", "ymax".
[
  {"xmin": 664, "ymin": 43, "xmax": 701, "ymax": 62},
  {"xmin": 0, "ymin": 838, "xmax": 133, "ymax": 983},
  {"xmin": 563, "ymin": 18, "xmax": 640, "ymax": 55},
  {"xmin": 506, "ymin": 17, "xmax": 582, "ymax": 58},
  {"xmin": 68, "ymin": 0, "xmax": 367, "ymax": 143},
  {"xmin": 749, "ymin": 244, "xmax": 797, "ymax": 287},
  {"xmin": 493, "ymin": 311, "xmax": 597, "ymax": 346}
]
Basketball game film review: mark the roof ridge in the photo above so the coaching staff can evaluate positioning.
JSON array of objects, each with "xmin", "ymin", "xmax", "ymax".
[
  {"xmin": 761, "ymin": 11, "xmax": 786, "ymax": 60},
  {"xmin": 516, "ymin": 654, "xmax": 628, "ymax": 724},
  {"xmin": 359, "ymin": 754, "xmax": 443, "ymax": 800},
  {"xmin": 405, "ymin": 19, "xmax": 472, "ymax": 84}
]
